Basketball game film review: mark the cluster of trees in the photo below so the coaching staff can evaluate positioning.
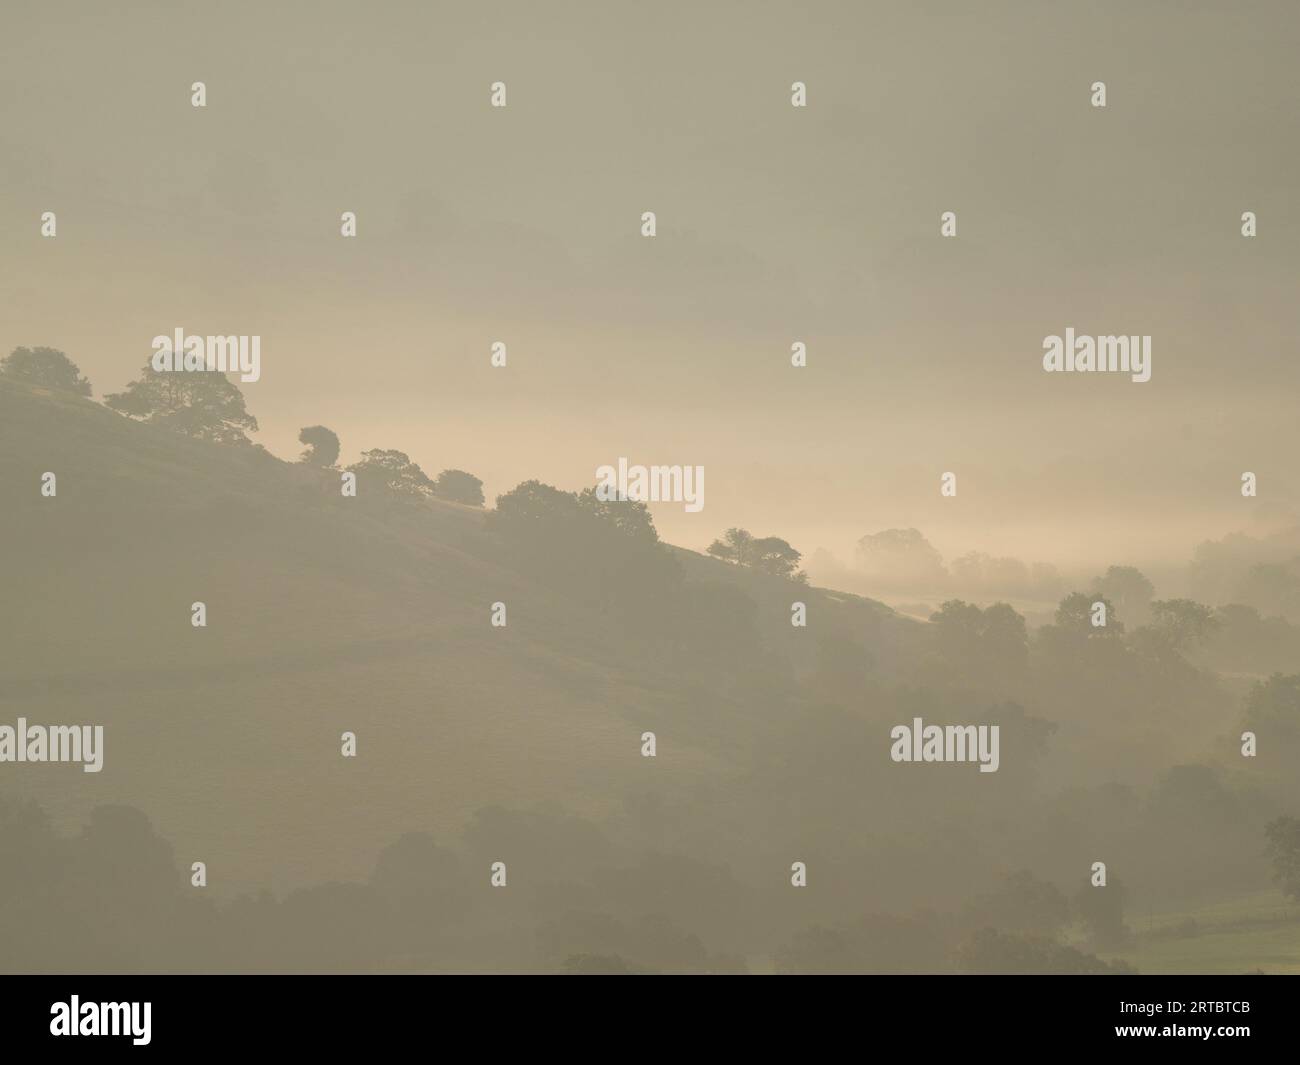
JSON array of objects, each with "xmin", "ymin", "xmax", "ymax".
[
  {"xmin": 853, "ymin": 527, "xmax": 1063, "ymax": 598},
  {"xmin": 1, "ymin": 345, "xmax": 484, "ymax": 506},
  {"xmin": 488, "ymin": 480, "xmax": 679, "ymax": 614},
  {"xmin": 774, "ymin": 871, "xmax": 1138, "ymax": 975},
  {"xmin": 0, "ymin": 345, "xmax": 93, "ymax": 395},
  {"xmin": 707, "ymin": 527, "xmax": 807, "ymax": 582},
  {"xmin": 343, "ymin": 448, "xmax": 484, "ymax": 506},
  {"xmin": 0, "ymin": 792, "xmax": 1157, "ymax": 974},
  {"xmin": 930, "ymin": 574, "xmax": 1224, "ymax": 668},
  {"xmin": 1189, "ymin": 532, "xmax": 1300, "ymax": 623},
  {"xmin": 0, "ymin": 795, "xmax": 756, "ymax": 974}
]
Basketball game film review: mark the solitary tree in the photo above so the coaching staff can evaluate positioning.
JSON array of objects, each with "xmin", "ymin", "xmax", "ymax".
[
  {"xmin": 707, "ymin": 527, "xmax": 755, "ymax": 565},
  {"xmin": 104, "ymin": 360, "xmax": 258, "ymax": 443},
  {"xmin": 298, "ymin": 425, "xmax": 340, "ymax": 467},
  {"xmin": 432, "ymin": 469, "xmax": 485, "ymax": 506},
  {"xmin": 1, "ymin": 346, "xmax": 92, "ymax": 396}
]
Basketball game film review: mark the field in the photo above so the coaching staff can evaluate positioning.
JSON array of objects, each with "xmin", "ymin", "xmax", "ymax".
[{"xmin": 1105, "ymin": 890, "xmax": 1300, "ymax": 975}]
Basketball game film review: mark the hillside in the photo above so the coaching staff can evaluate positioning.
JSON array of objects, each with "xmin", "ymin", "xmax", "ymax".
[
  {"xmin": 0, "ymin": 377, "xmax": 920, "ymax": 897},
  {"xmin": 6, "ymin": 378, "xmax": 1300, "ymax": 974}
]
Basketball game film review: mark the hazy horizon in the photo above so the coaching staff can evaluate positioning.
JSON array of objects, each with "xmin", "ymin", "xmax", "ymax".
[{"xmin": 5, "ymin": 0, "xmax": 1299, "ymax": 570}]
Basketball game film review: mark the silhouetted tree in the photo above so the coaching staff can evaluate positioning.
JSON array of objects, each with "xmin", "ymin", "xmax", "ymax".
[
  {"xmin": 1150, "ymin": 598, "xmax": 1219, "ymax": 651},
  {"xmin": 1072, "ymin": 876, "xmax": 1133, "ymax": 950},
  {"xmin": 708, "ymin": 527, "xmax": 753, "ymax": 565},
  {"xmin": 929, "ymin": 600, "xmax": 1029, "ymax": 685},
  {"xmin": 346, "ymin": 449, "xmax": 436, "ymax": 498},
  {"xmin": 370, "ymin": 832, "xmax": 468, "ymax": 949},
  {"xmin": 1054, "ymin": 591, "xmax": 1122, "ymax": 635},
  {"xmin": 1244, "ymin": 673, "xmax": 1300, "ymax": 731},
  {"xmin": 298, "ymin": 425, "xmax": 340, "ymax": 467},
  {"xmin": 749, "ymin": 537, "xmax": 802, "ymax": 579},
  {"xmin": 1264, "ymin": 815, "xmax": 1300, "ymax": 902},
  {"xmin": 930, "ymin": 599, "xmax": 985, "ymax": 654},
  {"xmin": 708, "ymin": 527, "xmax": 806, "ymax": 581},
  {"xmin": 104, "ymin": 360, "xmax": 258, "ymax": 443},
  {"xmin": 982, "ymin": 602, "xmax": 1030, "ymax": 662},
  {"xmin": 492, "ymin": 480, "xmax": 580, "ymax": 536},
  {"xmin": 855, "ymin": 527, "xmax": 948, "ymax": 587},
  {"xmin": 489, "ymin": 480, "xmax": 676, "ymax": 611},
  {"xmin": 491, "ymin": 480, "xmax": 659, "ymax": 548},
  {"xmin": 432, "ymin": 468, "xmax": 485, "ymax": 506},
  {"xmin": 1, "ymin": 345, "xmax": 92, "ymax": 396},
  {"xmin": 1092, "ymin": 565, "xmax": 1156, "ymax": 625}
]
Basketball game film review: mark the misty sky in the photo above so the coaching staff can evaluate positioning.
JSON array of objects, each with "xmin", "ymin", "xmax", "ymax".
[{"xmin": 4, "ymin": 0, "xmax": 1299, "ymax": 569}]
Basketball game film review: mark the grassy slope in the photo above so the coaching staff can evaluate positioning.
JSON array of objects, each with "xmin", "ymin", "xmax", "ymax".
[
  {"xmin": 0, "ymin": 378, "xmax": 916, "ymax": 896},
  {"xmin": 1103, "ymin": 889, "xmax": 1300, "ymax": 975}
]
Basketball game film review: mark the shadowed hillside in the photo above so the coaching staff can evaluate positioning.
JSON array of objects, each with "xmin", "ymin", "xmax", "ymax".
[{"xmin": 0, "ymin": 377, "xmax": 918, "ymax": 897}]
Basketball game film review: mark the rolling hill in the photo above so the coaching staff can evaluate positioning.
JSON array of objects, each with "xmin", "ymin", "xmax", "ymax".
[{"xmin": 1, "ymin": 377, "xmax": 920, "ymax": 897}]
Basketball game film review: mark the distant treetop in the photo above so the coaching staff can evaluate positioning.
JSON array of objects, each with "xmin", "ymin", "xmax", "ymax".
[
  {"xmin": 104, "ymin": 359, "xmax": 258, "ymax": 444},
  {"xmin": 298, "ymin": 425, "xmax": 341, "ymax": 467},
  {"xmin": 432, "ymin": 469, "xmax": 485, "ymax": 507},
  {"xmin": 1, "ymin": 346, "xmax": 93, "ymax": 396},
  {"xmin": 346, "ymin": 449, "xmax": 437, "ymax": 499},
  {"xmin": 708, "ymin": 526, "xmax": 807, "ymax": 582}
]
